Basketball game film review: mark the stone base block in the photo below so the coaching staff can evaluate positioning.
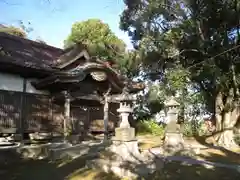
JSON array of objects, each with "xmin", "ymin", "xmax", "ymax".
[
  {"xmin": 87, "ymin": 153, "xmax": 163, "ymax": 178},
  {"xmin": 108, "ymin": 140, "xmax": 141, "ymax": 162},
  {"xmin": 17, "ymin": 143, "xmax": 68, "ymax": 160},
  {"xmin": 164, "ymin": 132, "xmax": 184, "ymax": 153},
  {"xmin": 114, "ymin": 127, "xmax": 135, "ymax": 141},
  {"xmin": 0, "ymin": 134, "xmax": 22, "ymax": 142}
]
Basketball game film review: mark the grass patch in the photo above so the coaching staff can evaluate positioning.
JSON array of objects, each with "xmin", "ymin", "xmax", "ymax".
[
  {"xmin": 136, "ymin": 120, "xmax": 165, "ymax": 137},
  {"xmin": 138, "ymin": 135, "xmax": 240, "ymax": 165},
  {"xmin": 137, "ymin": 135, "xmax": 163, "ymax": 150}
]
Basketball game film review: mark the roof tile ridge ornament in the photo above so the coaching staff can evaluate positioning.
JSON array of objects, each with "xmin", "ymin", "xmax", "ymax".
[
  {"xmin": 97, "ymin": 60, "xmax": 143, "ymax": 88},
  {"xmin": 95, "ymin": 58, "xmax": 145, "ymax": 92},
  {"xmin": 91, "ymin": 58, "xmax": 125, "ymax": 80},
  {"xmin": 94, "ymin": 58, "xmax": 122, "ymax": 75}
]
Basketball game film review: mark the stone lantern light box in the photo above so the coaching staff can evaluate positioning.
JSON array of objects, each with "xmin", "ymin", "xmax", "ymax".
[
  {"xmin": 164, "ymin": 97, "xmax": 180, "ymax": 123},
  {"xmin": 164, "ymin": 97, "xmax": 180, "ymax": 110}
]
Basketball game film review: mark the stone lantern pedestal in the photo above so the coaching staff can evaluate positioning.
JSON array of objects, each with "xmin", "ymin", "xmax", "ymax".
[{"xmin": 114, "ymin": 128, "xmax": 136, "ymax": 142}]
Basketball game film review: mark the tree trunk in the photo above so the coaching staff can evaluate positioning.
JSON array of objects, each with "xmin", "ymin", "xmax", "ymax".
[
  {"xmin": 214, "ymin": 91, "xmax": 239, "ymax": 148},
  {"xmin": 214, "ymin": 91, "xmax": 223, "ymax": 141},
  {"xmin": 216, "ymin": 111, "xmax": 238, "ymax": 148},
  {"xmin": 178, "ymin": 87, "xmax": 187, "ymax": 124}
]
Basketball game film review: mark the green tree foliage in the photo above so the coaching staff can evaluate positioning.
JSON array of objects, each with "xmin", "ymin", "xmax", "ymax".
[
  {"xmin": 116, "ymin": 50, "xmax": 142, "ymax": 78},
  {"xmin": 120, "ymin": 0, "xmax": 240, "ymax": 147},
  {"xmin": 64, "ymin": 19, "xmax": 126, "ymax": 61},
  {"xmin": 0, "ymin": 25, "xmax": 27, "ymax": 38}
]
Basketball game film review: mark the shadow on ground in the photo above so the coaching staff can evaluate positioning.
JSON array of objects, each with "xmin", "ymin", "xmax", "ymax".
[
  {"xmin": 192, "ymin": 135, "xmax": 240, "ymax": 163},
  {"xmin": 0, "ymin": 139, "xmax": 239, "ymax": 180},
  {"xmin": 0, "ymin": 143, "xmax": 118, "ymax": 180}
]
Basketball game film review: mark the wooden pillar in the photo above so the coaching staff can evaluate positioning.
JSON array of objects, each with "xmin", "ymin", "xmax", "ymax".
[
  {"xmin": 103, "ymin": 96, "xmax": 109, "ymax": 141},
  {"xmin": 63, "ymin": 91, "xmax": 71, "ymax": 141},
  {"xmin": 103, "ymin": 86, "xmax": 111, "ymax": 141}
]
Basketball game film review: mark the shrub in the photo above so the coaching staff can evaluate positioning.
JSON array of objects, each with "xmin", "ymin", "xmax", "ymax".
[
  {"xmin": 182, "ymin": 121, "xmax": 205, "ymax": 137},
  {"xmin": 182, "ymin": 122, "xmax": 193, "ymax": 137},
  {"xmin": 136, "ymin": 119, "xmax": 165, "ymax": 137}
]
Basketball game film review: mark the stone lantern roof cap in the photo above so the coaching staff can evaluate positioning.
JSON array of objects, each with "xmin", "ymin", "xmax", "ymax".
[{"xmin": 164, "ymin": 97, "xmax": 180, "ymax": 107}]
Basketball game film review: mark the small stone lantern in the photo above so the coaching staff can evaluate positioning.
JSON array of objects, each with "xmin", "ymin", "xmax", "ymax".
[
  {"xmin": 164, "ymin": 97, "xmax": 184, "ymax": 153},
  {"xmin": 114, "ymin": 89, "xmax": 136, "ymax": 141}
]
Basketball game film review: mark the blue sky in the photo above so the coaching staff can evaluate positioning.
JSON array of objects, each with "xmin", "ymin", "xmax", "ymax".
[{"xmin": 0, "ymin": 0, "xmax": 132, "ymax": 48}]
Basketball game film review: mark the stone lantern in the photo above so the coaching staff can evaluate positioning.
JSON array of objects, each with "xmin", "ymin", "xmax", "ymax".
[
  {"xmin": 163, "ymin": 97, "xmax": 184, "ymax": 153},
  {"xmin": 114, "ymin": 90, "xmax": 136, "ymax": 141}
]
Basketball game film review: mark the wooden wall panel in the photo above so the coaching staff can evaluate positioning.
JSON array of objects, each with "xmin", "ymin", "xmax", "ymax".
[
  {"xmin": 0, "ymin": 90, "xmax": 21, "ymax": 133},
  {"xmin": 51, "ymin": 102, "xmax": 64, "ymax": 133},
  {"xmin": 0, "ymin": 89, "xmax": 120, "ymax": 135},
  {"xmin": 24, "ymin": 94, "xmax": 51, "ymax": 132}
]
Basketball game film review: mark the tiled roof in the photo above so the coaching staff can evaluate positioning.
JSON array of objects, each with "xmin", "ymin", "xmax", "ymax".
[
  {"xmin": 0, "ymin": 32, "xmax": 145, "ymax": 92},
  {"xmin": 0, "ymin": 32, "xmax": 64, "ymax": 71}
]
